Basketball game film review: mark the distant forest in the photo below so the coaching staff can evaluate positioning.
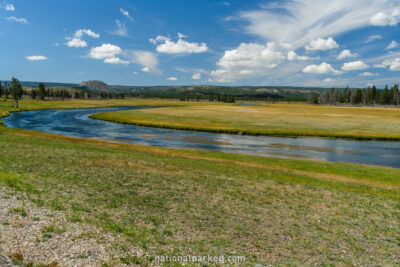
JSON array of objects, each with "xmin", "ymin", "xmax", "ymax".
[
  {"xmin": 309, "ymin": 84, "xmax": 399, "ymax": 106},
  {"xmin": 1, "ymin": 77, "xmax": 400, "ymax": 106}
]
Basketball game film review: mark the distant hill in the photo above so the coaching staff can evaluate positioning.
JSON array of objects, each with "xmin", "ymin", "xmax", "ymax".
[
  {"xmin": 78, "ymin": 80, "xmax": 110, "ymax": 93},
  {"xmin": 16, "ymin": 79, "xmax": 332, "ymax": 100}
]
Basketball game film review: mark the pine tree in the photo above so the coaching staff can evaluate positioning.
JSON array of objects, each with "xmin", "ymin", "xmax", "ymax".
[
  {"xmin": 38, "ymin": 83, "xmax": 46, "ymax": 100},
  {"xmin": 11, "ymin": 77, "xmax": 23, "ymax": 101}
]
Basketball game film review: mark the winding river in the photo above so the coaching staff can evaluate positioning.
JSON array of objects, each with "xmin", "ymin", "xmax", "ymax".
[{"xmin": 3, "ymin": 106, "xmax": 400, "ymax": 168}]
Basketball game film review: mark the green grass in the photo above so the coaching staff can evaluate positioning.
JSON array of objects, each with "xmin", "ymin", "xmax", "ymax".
[
  {"xmin": 0, "ymin": 126, "xmax": 399, "ymax": 266},
  {"xmin": 90, "ymin": 103, "xmax": 400, "ymax": 140}
]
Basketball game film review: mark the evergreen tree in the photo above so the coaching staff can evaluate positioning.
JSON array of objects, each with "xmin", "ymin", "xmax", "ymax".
[
  {"xmin": 382, "ymin": 85, "xmax": 390, "ymax": 105},
  {"xmin": 352, "ymin": 88, "xmax": 363, "ymax": 104},
  {"xmin": 366, "ymin": 87, "xmax": 373, "ymax": 105},
  {"xmin": 38, "ymin": 83, "xmax": 46, "ymax": 100},
  {"xmin": 11, "ymin": 77, "xmax": 23, "ymax": 101}
]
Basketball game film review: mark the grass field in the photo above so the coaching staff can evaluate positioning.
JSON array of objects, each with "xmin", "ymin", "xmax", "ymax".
[
  {"xmin": 0, "ymin": 99, "xmax": 399, "ymax": 265},
  {"xmin": 0, "ymin": 126, "xmax": 399, "ymax": 266},
  {"xmin": 91, "ymin": 103, "xmax": 400, "ymax": 140}
]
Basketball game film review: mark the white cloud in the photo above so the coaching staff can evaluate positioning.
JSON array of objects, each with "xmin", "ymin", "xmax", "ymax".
[
  {"xmin": 305, "ymin": 37, "xmax": 339, "ymax": 51},
  {"xmin": 120, "ymin": 8, "xmax": 133, "ymax": 21},
  {"xmin": 192, "ymin": 73, "xmax": 201, "ymax": 80},
  {"xmin": 337, "ymin": 49, "xmax": 357, "ymax": 60},
  {"xmin": 89, "ymin": 44, "xmax": 122, "ymax": 59},
  {"xmin": 365, "ymin": 35, "xmax": 381, "ymax": 43},
  {"xmin": 6, "ymin": 16, "xmax": 27, "ymax": 24},
  {"xmin": 111, "ymin": 20, "xmax": 128, "ymax": 37},
  {"xmin": 302, "ymin": 62, "xmax": 342, "ymax": 75},
  {"xmin": 385, "ymin": 41, "xmax": 399, "ymax": 50},
  {"xmin": 149, "ymin": 35, "xmax": 170, "ymax": 44},
  {"xmin": 341, "ymin": 61, "xmax": 369, "ymax": 71},
  {"xmin": 211, "ymin": 42, "xmax": 285, "ymax": 82},
  {"xmin": 66, "ymin": 29, "xmax": 99, "ymax": 48},
  {"xmin": 104, "ymin": 57, "xmax": 129, "ymax": 65},
  {"xmin": 2, "ymin": 4, "xmax": 15, "ymax": 11},
  {"xmin": 26, "ymin": 55, "xmax": 47, "ymax": 61},
  {"xmin": 150, "ymin": 34, "xmax": 208, "ymax": 54},
  {"xmin": 74, "ymin": 29, "xmax": 99, "ymax": 39},
  {"xmin": 287, "ymin": 51, "xmax": 315, "ymax": 61},
  {"xmin": 124, "ymin": 50, "xmax": 160, "ymax": 73},
  {"xmin": 157, "ymin": 39, "xmax": 208, "ymax": 54},
  {"xmin": 375, "ymin": 58, "xmax": 400, "ymax": 71},
  {"xmin": 166, "ymin": 77, "xmax": 178, "ymax": 81},
  {"xmin": 360, "ymin": 72, "xmax": 378, "ymax": 76},
  {"xmin": 66, "ymin": 38, "xmax": 87, "ymax": 48},
  {"xmin": 323, "ymin": 78, "xmax": 337, "ymax": 83},
  {"xmin": 239, "ymin": 0, "xmax": 399, "ymax": 50},
  {"xmin": 370, "ymin": 9, "xmax": 400, "ymax": 26}
]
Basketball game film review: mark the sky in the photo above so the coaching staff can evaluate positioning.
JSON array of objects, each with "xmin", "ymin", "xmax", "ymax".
[{"xmin": 0, "ymin": 0, "xmax": 400, "ymax": 87}]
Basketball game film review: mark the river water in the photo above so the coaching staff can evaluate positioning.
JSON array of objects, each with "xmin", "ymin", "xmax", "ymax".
[{"xmin": 3, "ymin": 106, "xmax": 400, "ymax": 168}]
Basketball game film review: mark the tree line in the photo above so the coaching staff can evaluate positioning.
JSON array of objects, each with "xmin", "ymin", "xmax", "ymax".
[
  {"xmin": 309, "ymin": 84, "xmax": 400, "ymax": 106},
  {"xmin": 0, "ymin": 78, "xmax": 126, "ymax": 101}
]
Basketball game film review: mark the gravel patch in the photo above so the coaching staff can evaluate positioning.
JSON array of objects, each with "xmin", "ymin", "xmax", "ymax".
[{"xmin": 0, "ymin": 187, "xmax": 144, "ymax": 266}]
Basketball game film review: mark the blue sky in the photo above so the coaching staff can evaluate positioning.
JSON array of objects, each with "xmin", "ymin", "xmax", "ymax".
[{"xmin": 1, "ymin": 0, "xmax": 400, "ymax": 87}]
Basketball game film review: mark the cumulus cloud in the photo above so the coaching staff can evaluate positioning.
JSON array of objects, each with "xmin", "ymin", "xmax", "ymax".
[
  {"xmin": 303, "ymin": 62, "xmax": 342, "ymax": 75},
  {"xmin": 124, "ymin": 50, "xmax": 160, "ymax": 73},
  {"xmin": 66, "ymin": 38, "xmax": 87, "ymax": 48},
  {"xmin": 88, "ymin": 44, "xmax": 129, "ymax": 65},
  {"xmin": 89, "ymin": 44, "xmax": 122, "ymax": 59},
  {"xmin": 305, "ymin": 37, "xmax": 339, "ymax": 51},
  {"xmin": 166, "ymin": 77, "xmax": 178, "ymax": 81},
  {"xmin": 337, "ymin": 49, "xmax": 357, "ymax": 60},
  {"xmin": 6, "ymin": 16, "xmax": 27, "ymax": 24},
  {"xmin": 120, "ymin": 8, "xmax": 133, "ymax": 21},
  {"xmin": 385, "ymin": 41, "xmax": 399, "ymax": 50},
  {"xmin": 239, "ymin": 0, "xmax": 400, "ymax": 50},
  {"xmin": 341, "ymin": 61, "xmax": 369, "ymax": 71},
  {"xmin": 192, "ymin": 73, "xmax": 201, "ymax": 80},
  {"xmin": 287, "ymin": 51, "xmax": 316, "ymax": 61},
  {"xmin": 375, "ymin": 58, "xmax": 400, "ymax": 71},
  {"xmin": 66, "ymin": 29, "xmax": 99, "ymax": 48},
  {"xmin": 150, "ymin": 34, "xmax": 208, "ymax": 54},
  {"xmin": 211, "ymin": 42, "xmax": 285, "ymax": 82},
  {"xmin": 26, "ymin": 55, "xmax": 47, "ymax": 61},
  {"xmin": 370, "ymin": 9, "xmax": 400, "ymax": 26},
  {"xmin": 365, "ymin": 35, "xmax": 382, "ymax": 43}
]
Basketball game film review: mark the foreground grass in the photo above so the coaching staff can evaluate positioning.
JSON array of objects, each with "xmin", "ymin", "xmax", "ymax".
[
  {"xmin": 91, "ymin": 103, "xmax": 400, "ymax": 140},
  {"xmin": 0, "ymin": 126, "xmax": 399, "ymax": 266}
]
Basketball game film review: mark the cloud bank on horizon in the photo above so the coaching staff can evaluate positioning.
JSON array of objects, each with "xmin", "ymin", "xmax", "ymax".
[{"xmin": 1, "ymin": 0, "xmax": 400, "ymax": 87}]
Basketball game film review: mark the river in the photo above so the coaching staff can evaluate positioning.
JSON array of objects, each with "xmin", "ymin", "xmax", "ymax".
[{"xmin": 3, "ymin": 107, "xmax": 400, "ymax": 168}]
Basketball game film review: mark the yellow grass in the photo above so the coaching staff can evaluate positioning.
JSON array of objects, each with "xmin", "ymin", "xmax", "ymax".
[{"xmin": 91, "ymin": 103, "xmax": 400, "ymax": 140}]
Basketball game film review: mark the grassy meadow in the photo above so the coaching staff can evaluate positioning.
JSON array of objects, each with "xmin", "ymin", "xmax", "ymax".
[
  {"xmin": 0, "ymin": 99, "xmax": 399, "ymax": 266},
  {"xmin": 91, "ymin": 103, "xmax": 400, "ymax": 140}
]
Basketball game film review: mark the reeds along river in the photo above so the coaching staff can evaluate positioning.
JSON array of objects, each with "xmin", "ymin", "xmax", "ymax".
[{"xmin": 3, "ymin": 106, "xmax": 400, "ymax": 168}]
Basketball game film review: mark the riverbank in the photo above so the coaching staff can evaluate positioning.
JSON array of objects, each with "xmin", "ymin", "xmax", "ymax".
[
  {"xmin": 90, "ymin": 103, "xmax": 400, "ymax": 141},
  {"xmin": 0, "ymin": 125, "xmax": 399, "ymax": 265}
]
